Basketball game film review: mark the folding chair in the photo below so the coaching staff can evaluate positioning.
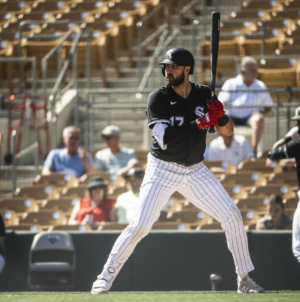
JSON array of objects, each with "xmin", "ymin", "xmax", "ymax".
[{"xmin": 28, "ymin": 232, "xmax": 76, "ymax": 291}]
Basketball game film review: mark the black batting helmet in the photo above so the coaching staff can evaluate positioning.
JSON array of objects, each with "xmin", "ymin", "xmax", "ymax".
[{"xmin": 159, "ymin": 48, "xmax": 194, "ymax": 76}]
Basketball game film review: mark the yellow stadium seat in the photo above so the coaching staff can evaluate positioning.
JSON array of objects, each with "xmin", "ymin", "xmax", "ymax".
[
  {"xmin": 21, "ymin": 210, "xmax": 68, "ymax": 226},
  {"xmin": 14, "ymin": 185, "xmax": 59, "ymax": 200},
  {"xmin": 0, "ymin": 197, "xmax": 39, "ymax": 215}
]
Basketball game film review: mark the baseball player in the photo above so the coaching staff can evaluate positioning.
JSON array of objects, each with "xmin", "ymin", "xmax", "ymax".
[
  {"xmin": 268, "ymin": 138, "xmax": 300, "ymax": 263},
  {"xmin": 91, "ymin": 48, "xmax": 265, "ymax": 294}
]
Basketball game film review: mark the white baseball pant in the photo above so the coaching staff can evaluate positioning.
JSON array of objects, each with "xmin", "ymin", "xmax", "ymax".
[
  {"xmin": 98, "ymin": 154, "xmax": 254, "ymax": 289},
  {"xmin": 292, "ymin": 190, "xmax": 300, "ymax": 262}
]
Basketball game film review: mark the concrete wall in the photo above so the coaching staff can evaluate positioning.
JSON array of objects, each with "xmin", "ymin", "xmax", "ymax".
[{"xmin": 3, "ymin": 230, "xmax": 300, "ymax": 292}]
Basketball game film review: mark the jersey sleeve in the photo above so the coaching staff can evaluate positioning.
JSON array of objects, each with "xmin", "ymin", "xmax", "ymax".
[{"xmin": 146, "ymin": 91, "xmax": 170, "ymax": 129}]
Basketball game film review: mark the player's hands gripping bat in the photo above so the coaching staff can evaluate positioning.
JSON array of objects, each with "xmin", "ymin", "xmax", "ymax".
[
  {"xmin": 208, "ymin": 12, "xmax": 220, "ymax": 134},
  {"xmin": 206, "ymin": 99, "xmax": 223, "ymax": 118},
  {"xmin": 196, "ymin": 111, "xmax": 218, "ymax": 130}
]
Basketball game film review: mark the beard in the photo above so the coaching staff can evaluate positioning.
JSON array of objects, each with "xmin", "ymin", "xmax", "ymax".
[{"xmin": 166, "ymin": 69, "xmax": 185, "ymax": 87}]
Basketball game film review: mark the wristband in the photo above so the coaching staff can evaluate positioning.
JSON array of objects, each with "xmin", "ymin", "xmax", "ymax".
[{"xmin": 217, "ymin": 112, "xmax": 229, "ymax": 127}]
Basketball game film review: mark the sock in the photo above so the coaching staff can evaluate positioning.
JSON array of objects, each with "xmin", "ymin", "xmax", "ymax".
[{"xmin": 238, "ymin": 273, "xmax": 248, "ymax": 281}]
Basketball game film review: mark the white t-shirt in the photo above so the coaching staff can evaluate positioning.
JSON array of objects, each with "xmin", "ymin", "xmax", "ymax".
[
  {"xmin": 206, "ymin": 134, "xmax": 254, "ymax": 167},
  {"xmin": 218, "ymin": 75, "xmax": 273, "ymax": 118},
  {"xmin": 285, "ymin": 126, "xmax": 300, "ymax": 140}
]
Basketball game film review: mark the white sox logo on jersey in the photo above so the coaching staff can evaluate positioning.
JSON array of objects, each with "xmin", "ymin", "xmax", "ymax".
[{"xmin": 195, "ymin": 106, "xmax": 205, "ymax": 118}]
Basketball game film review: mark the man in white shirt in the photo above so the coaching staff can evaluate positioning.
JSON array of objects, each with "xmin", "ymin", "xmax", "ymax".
[
  {"xmin": 218, "ymin": 57, "xmax": 273, "ymax": 154},
  {"xmin": 95, "ymin": 125, "xmax": 136, "ymax": 175},
  {"xmin": 206, "ymin": 132, "xmax": 254, "ymax": 167}
]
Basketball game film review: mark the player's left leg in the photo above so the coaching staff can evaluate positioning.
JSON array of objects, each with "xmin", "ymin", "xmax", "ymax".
[
  {"xmin": 178, "ymin": 162, "xmax": 265, "ymax": 293},
  {"xmin": 292, "ymin": 193, "xmax": 300, "ymax": 262}
]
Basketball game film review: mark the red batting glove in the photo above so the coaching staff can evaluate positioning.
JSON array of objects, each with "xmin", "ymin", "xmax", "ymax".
[
  {"xmin": 206, "ymin": 99, "xmax": 224, "ymax": 118},
  {"xmin": 196, "ymin": 111, "xmax": 218, "ymax": 130}
]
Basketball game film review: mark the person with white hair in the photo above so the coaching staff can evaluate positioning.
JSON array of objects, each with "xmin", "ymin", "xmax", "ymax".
[
  {"xmin": 218, "ymin": 56, "xmax": 273, "ymax": 154},
  {"xmin": 42, "ymin": 126, "xmax": 94, "ymax": 178}
]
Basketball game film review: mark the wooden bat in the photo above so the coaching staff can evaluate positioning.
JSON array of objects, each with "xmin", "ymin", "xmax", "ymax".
[{"xmin": 208, "ymin": 12, "xmax": 220, "ymax": 134}]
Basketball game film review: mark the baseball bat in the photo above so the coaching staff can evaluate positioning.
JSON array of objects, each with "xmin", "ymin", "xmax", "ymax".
[{"xmin": 208, "ymin": 12, "xmax": 220, "ymax": 134}]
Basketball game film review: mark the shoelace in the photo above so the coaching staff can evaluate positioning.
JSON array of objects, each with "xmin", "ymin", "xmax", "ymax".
[{"xmin": 244, "ymin": 276, "xmax": 258, "ymax": 287}]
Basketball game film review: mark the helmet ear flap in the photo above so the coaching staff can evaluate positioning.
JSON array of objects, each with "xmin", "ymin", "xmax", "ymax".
[{"xmin": 161, "ymin": 66, "xmax": 165, "ymax": 76}]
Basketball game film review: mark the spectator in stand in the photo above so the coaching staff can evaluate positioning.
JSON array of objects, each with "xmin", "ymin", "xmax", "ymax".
[
  {"xmin": 111, "ymin": 168, "xmax": 168, "ymax": 223},
  {"xmin": 205, "ymin": 131, "xmax": 254, "ymax": 167},
  {"xmin": 266, "ymin": 106, "xmax": 300, "ymax": 168},
  {"xmin": 218, "ymin": 57, "xmax": 273, "ymax": 154},
  {"xmin": 256, "ymin": 195, "xmax": 292, "ymax": 230},
  {"xmin": 0, "ymin": 214, "xmax": 5, "ymax": 276},
  {"xmin": 95, "ymin": 125, "xmax": 136, "ymax": 175},
  {"xmin": 42, "ymin": 126, "xmax": 94, "ymax": 179},
  {"xmin": 68, "ymin": 176, "xmax": 115, "ymax": 230}
]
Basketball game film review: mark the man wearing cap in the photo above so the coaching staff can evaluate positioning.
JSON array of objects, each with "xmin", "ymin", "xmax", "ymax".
[
  {"xmin": 68, "ymin": 176, "xmax": 115, "ymax": 229},
  {"xmin": 95, "ymin": 125, "xmax": 136, "ymax": 175},
  {"xmin": 111, "ymin": 168, "xmax": 168, "ymax": 223},
  {"xmin": 91, "ymin": 48, "xmax": 265, "ymax": 294},
  {"xmin": 218, "ymin": 57, "xmax": 273, "ymax": 154},
  {"xmin": 266, "ymin": 106, "xmax": 300, "ymax": 168}
]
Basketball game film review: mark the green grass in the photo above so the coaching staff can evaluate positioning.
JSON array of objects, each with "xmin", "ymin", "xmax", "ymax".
[{"xmin": 0, "ymin": 291, "xmax": 300, "ymax": 302}]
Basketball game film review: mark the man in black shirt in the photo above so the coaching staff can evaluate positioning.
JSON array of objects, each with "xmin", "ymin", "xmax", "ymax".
[
  {"xmin": 91, "ymin": 48, "xmax": 265, "ymax": 294},
  {"xmin": 268, "ymin": 138, "xmax": 300, "ymax": 263}
]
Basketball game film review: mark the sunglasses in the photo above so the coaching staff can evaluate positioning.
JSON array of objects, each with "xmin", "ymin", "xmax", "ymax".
[{"xmin": 70, "ymin": 136, "xmax": 80, "ymax": 141}]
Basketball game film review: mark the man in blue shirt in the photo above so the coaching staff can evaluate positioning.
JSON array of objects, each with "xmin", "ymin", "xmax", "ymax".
[{"xmin": 42, "ymin": 126, "xmax": 94, "ymax": 179}]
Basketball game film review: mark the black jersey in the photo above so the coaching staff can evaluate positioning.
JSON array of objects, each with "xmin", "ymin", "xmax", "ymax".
[{"xmin": 146, "ymin": 82, "xmax": 211, "ymax": 166}]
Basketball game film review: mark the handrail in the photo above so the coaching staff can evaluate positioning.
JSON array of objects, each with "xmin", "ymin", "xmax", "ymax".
[
  {"xmin": 138, "ymin": 28, "xmax": 180, "ymax": 90},
  {"xmin": 48, "ymin": 29, "xmax": 83, "ymax": 149},
  {"xmin": 11, "ymin": 119, "xmax": 40, "ymax": 192},
  {"xmin": 137, "ymin": 2, "xmax": 169, "ymax": 81},
  {"xmin": 42, "ymin": 30, "xmax": 76, "ymax": 98}
]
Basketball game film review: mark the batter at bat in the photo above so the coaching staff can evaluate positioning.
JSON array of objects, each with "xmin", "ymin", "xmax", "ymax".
[{"xmin": 91, "ymin": 47, "xmax": 265, "ymax": 294}]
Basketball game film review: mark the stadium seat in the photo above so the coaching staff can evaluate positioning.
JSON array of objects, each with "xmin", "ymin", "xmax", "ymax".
[
  {"xmin": 181, "ymin": 200, "xmax": 198, "ymax": 211},
  {"xmin": 239, "ymin": 208, "xmax": 261, "ymax": 225},
  {"xmin": 250, "ymin": 184, "xmax": 296, "ymax": 198},
  {"xmin": 80, "ymin": 171, "xmax": 111, "ymax": 183},
  {"xmin": 220, "ymin": 171, "xmax": 267, "ymax": 188},
  {"xmin": 245, "ymin": 223, "xmax": 257, "ymax": 230},
  {"xmin": 257, "ymin": 149, "xmax": 270, "ymax": 159},
  {"xmin": 41, "ymin": 197, "xmax": 80, "ymax": 214},
  {"xmin": 268, "ymin": 172, "xmax": 298, "ymax": 186},
  {"xmin": 33, "ymin": 173, "xmax": 77, "ymax": 188},
  {"xmin": 166, "ymin": 209, "xmax": 209, "ymax": 224},
  {"xmin": 21, "ymin": 210, "xmax": 68, "ymax": 227},
  {"xmin": 230, "ymin": 9, "xmax": 272, "ymax": 20},
  {"xmin": 1, "ymin": 209, "xmax": 19, "ymax": 226},
  {"xmin": 222, "ymin": 184, "xmax": 248, "ymax": 199},
  {"xmin": 203, "ymin": 160, "xmax": 236, "ymax": 175},
  {"xmin": 196, "ymin": 223, "xmax": 223, "ymax": 230},
  {"xmin": 49, "ymin": 224, "xmax": 92, "ymax": 231},
  {"xmin": 135, "ymin": 149, "xmax": 148, "ymax": 164},
  {"xmin": 5, "ymin": 224, "xmax": 42, "ymax": 231},
  {"xmin": 283, "ymin": 197, "xmax": 299, "ymax": 209},
  {"xmin": 151, "ymin": 222, "xmax": 191, "ymax": 230},
  {"xmin": 31, "ymin": 1, "xmax": 71, "ymax": 13},
  {"xmin": 258, "ymin": 67, "xmax": 299, "ymax": 87},
  {"xmin": 238, "ymin": 159, "xmax": 280, "ymax": 175},
  {"xmin": 0, "ymin": 197, "xmax": 39, "ymax": 216},
  {"xmin": 235, "ymin": 196, "xmax": 269, "ymax": 211},
  {"xmin": 61, "ymin": 186, "xmax": 87, "ymax": 198},
  {"xmin": 97, "ymin": 222, "xmax": 128, "ymax": 231},
  {"xmin": 14, "ymin": 185, "xmax": 59, "ymax": 200},
  {"xmin": 28, "ymin": 232, "xmax": 76, "ymax": 290}
]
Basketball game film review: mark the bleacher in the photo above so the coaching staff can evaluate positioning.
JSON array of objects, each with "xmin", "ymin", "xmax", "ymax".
[
  {"xmin": 0, "ymin": 0, "xmax": 299, "ymax": 233},
  {"xmin": 1, "ymin": 148, "xmax": 297, "ymax": 232}
]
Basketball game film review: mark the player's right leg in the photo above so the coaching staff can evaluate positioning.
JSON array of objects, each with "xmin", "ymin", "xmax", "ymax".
[
  {"xmin": 91, "ymin": 155, "xmax": 183, "ymax": 294},
  {"xmin": 292, "ymin": 193, "xmax": 300, "ymax": 262}
]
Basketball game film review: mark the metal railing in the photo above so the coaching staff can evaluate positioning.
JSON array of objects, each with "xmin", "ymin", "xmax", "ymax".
[
  {"xmin": 48, "ymin": 29, "xmax": 84, "ymax": 149},
  {"xmin": 11, "ymin": 119, "xmax": 40, "ymax": 192}
]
